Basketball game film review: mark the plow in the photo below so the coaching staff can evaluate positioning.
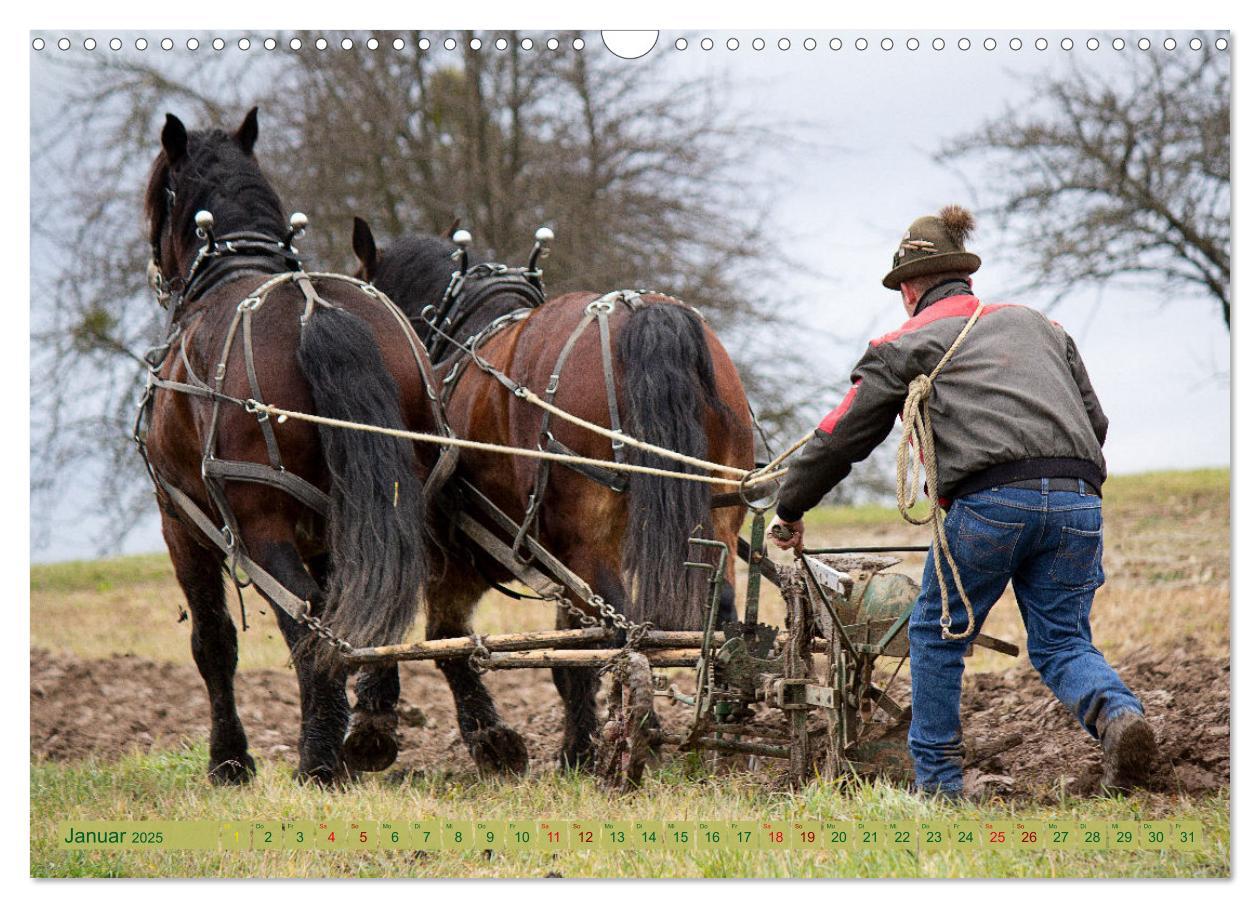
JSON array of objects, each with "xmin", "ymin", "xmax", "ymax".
[{"xmin": 345, "ymin": 506, "xmax": 1020, "ymax": 790}]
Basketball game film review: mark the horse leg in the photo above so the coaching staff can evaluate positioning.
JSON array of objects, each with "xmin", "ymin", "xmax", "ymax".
[
  {"xmin": 429, "ymin": 578, "xmax": 529, "ymax": 775},
  {"xmin": 297, "ymin": 554, "xmax": 402, "ymax": 774},
  {"xmin": 295, "ymin": 556, "xmax": 399, "ymax": 775},
  {"xmin": 552, "ymin": 562, "xmax": 626, "ymax": 770},
  {"xmin": 162, "ymin": 515, "xmax": 255, "ymax": 785},
  {"xmin": 344, "ymin": 664, "xmax": 402, "ymax": 773},
  {"xmin": 247, "ymin": 535, "xmax": 351, "ymax": 785}
]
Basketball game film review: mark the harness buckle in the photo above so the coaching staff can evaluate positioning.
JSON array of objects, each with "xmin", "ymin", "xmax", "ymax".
[
  {"xmin": 237, "ymin": 296, "xmax": 263, "ymax": 312},
  {"xmin": 585, "ymin": 296, "xmax": 616, "ymax": 315}
]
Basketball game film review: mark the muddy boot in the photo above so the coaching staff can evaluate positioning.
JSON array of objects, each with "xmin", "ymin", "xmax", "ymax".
[{"xmin": 1099, "ymin": 711, "xmax": 1158, "ymax": 793}]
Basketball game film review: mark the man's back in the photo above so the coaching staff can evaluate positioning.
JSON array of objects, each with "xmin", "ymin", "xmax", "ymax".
[
  {"xmin": 776, "ymin": 284, "xmax": 1109, "ymax": 521},
  {"xmin": 875, "ymin": 294, "xmax": 1108, "ymax": 499}
]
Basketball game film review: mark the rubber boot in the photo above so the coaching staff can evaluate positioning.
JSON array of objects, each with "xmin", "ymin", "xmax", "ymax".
[{"xmin": 1099, "ymin": 711, "xmax": 1158, "ymax": 794}]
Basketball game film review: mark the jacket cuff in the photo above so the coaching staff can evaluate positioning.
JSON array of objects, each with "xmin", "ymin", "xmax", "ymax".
[{"xmin": 775, "ymin": 503, "xmax": 804, "ymax": 523}]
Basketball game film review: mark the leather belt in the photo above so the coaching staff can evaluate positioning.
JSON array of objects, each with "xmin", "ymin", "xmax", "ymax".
[{"xmin": 1002, "ymin": 478, "xmax": 1100, "ymax": 496}]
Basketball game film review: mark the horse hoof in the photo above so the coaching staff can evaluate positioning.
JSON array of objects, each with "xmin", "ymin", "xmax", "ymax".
[
  {"xmin": 468, "ymin": 725, "xmax": 529, "ymax": 776},
  {"xmin": 343, "ymin": 710, "xmax": 400, "ymax": 773},
  {"xmin": 209, "ymin": 754, "xmax": 256, "ymax": 786}
]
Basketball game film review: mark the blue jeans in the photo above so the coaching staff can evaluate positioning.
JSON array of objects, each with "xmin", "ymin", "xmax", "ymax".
[{"xmin": 907, "ymin": 480, "xmax": 1144, "ymax": 793}]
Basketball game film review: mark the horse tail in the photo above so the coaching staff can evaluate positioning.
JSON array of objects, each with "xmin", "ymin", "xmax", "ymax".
[
  {"xmin": 616, "ymin": 303, "xmax": 725, "ymax": 630},
  {"xmin": 296, "ymin": 305, "xmax": 426, "ymax": 656}
]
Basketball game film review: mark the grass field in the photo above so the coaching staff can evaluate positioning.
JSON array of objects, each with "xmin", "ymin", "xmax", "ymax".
[{"xmin": 29, "ymin": 469, "xmax": 1231, "ymax": 878}]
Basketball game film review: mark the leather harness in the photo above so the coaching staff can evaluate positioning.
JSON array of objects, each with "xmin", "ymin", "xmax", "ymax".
[{"xmin": 136, "ymin": 241, "xmax": 456, "ymax": 638}]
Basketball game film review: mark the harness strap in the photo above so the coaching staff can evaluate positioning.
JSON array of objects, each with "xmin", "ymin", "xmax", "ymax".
[
  {"xmin": 153, "ymin": 471, "xmax": 311, "ymax": 623},
  {"xmin": 241, "ymin": 307, "xmax": 283, "ymax": 469},
  {"xmin": 201, "ymin": 458, "xmax": 331, "ymax": 516},
  {"xmin": 454, "ymin": 510, "xmax": 565, "ymax": 600},
  {"xmin": 514, "ymin": 308, "xmax": 599, "ymax": 561},
  {"xmin": 140, "ymin": 268, "xmax": 455, "ymax": 644},
  {"xmin": 596, "ymin": 307, "xmax": 626, "ymax": 465},
  {"xmin": 458, "ymin": 479, "xmax": 600, "ymax": 608},
  {"xmin": 544, "ymin": 435, "xmax": 628, "ymax": 492}
]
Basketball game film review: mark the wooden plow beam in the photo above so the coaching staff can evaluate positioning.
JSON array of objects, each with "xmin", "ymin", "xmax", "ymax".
[
  {"xmin": 344, "ymin": 627, "xmax": 846, "ymax": 669},
  {"xmin": 344, "ymin": 626, "xmax": 1016, "ymax": 668}
]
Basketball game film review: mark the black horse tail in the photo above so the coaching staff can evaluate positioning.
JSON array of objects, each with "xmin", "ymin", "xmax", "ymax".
[
  {"xmin": 617, "ymin": 303, "xmax": 724, "ymax": 630},
  {"xmin": 296, "ymin": 305, "xmax": 426, "ymax": 657}
]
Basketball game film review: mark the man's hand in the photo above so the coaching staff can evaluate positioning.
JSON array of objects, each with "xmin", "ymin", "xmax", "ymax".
[{"xmin": 769, "ymin": 516, "xmax": 805, "ymax": 553}]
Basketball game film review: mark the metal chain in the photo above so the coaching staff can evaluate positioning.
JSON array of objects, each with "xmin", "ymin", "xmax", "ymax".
[
  {"xmin": 299, "ymin": 603, "xmax": 354, "ymax": 656},
  {"xmin": 553, "ymin": 592, "xmax": 654, "ymax": 678},
  {"xmin": 468, "ymin": 633, "xmax": 493, "ymax": 675}
]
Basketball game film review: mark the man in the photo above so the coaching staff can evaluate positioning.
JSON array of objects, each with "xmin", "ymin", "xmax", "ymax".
[{"xmin": 769, "ymin": 205, "xmax": 1158, "ymax": 797}]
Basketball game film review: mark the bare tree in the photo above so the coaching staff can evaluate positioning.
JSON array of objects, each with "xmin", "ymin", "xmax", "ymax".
[
  {"xmin": 30, "ymin": 31, "xmax": 794, "ymax": 551},
  {"xmin": 265, "ymin": 31, "xmax": 770, "ymax": 321},
  {"xmin": 943, "ymin": 36, "xmax": 1230, "ymax": 326}
]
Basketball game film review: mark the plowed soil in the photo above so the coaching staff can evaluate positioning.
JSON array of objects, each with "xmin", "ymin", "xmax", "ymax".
[{"xmin": 29, "ymin": 636, "xmax": 1228, "ymax": 802}]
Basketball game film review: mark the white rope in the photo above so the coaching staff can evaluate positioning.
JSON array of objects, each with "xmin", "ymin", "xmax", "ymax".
[
  {"xmin": 515, "ymin": 387, "xmax": 749, "ymax": 477},
  {"xmin": 895, "ymin": 303, "xmax": 985, "ymax": 641},
  {"xmin": 248, "ymin": 400, "xmax": 789, "ymax": 488}
]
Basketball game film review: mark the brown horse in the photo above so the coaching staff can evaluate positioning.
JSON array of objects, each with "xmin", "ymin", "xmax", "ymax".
[
  {"xmin": 139, "ymin": 110, "xmax": 441, "ymax": 784},
  {"xmin": 344, "ymin": 221, "xmax": 755, "ymax": 774}
]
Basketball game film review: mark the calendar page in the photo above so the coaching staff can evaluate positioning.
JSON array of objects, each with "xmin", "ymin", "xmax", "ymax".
[{"xmin": 24, "ymin": 10, "xmax": 1231, "ymax": 884}]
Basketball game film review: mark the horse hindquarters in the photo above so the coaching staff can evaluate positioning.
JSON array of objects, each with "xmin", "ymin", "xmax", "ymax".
[{"xmin": 295, "ymin": 305, "xmax": 427, "ymax": 658}]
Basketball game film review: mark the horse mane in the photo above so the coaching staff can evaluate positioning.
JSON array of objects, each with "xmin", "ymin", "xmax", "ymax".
[
  {"xmin": 144, "ymin": 127, "xmax": 287, "ymax": 258},
  {"xmin": 373, "ymin": 235, "xmax": 485, "ymax": 317}
]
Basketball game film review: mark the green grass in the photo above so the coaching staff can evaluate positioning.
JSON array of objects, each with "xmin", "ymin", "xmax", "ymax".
[
  {"xmin": 29, "ymin": 467, "xmax": 1231, "ymax": 878},
  {"xmin": 31, "ymin": 553, "xmax": 174, "ymax": 595},
  {"xmin": 31, "ymin": 746, "xmax": 1228, "ymax": 878},
  {"xmin": 803, "ymin": 468, "xmax": 1230, "ymax": 531}
]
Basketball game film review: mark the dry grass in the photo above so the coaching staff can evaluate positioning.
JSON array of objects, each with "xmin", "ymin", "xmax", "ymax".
[{"xmin": 30, "ymin": 469, "xmax": 1229, "ymax": 673}]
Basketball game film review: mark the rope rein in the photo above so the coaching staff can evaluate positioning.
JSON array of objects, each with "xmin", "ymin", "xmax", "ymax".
[
  {"xmin": 245, "ymin": 399, "xmax": 789, "ymax": 488},
  {"xmin": 895, "ymin": 303, "xmax": 985, "ymax": 641}
]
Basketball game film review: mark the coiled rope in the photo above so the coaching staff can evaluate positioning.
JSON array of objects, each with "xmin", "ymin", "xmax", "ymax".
[{"xmin": 894, "ymin": 303, "xmax": 985, "ymax": 641}]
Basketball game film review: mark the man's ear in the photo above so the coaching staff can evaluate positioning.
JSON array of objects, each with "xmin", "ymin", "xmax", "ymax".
[
  {"xmin": 352, "ymin": 217, "xmax": 378, "ymax": 281},
  {"xmin": 899, "ymin": 284, "xmax": 916, "ymax": 315},
  {"xmin": 234, "ymin": 107, "xmax": 259, "ymax": 155},
  {"xmin": 161, "ymin": 113, "xmax": 188, "ymax": 165}
]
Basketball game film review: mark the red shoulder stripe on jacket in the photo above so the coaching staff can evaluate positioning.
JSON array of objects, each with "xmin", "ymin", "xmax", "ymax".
[
  {"xmin": 870, "ymin": 296, "xmax": 1014, "ymax": 347},
  {"xmin": 818, "ymin": 379, "xmax": 862, "ymax": 434}
]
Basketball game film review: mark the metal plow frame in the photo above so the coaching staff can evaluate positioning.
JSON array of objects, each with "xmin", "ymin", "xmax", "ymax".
[{"xmin": 343, "ymin": 506, "xmax": 1019, "ymax": 791}]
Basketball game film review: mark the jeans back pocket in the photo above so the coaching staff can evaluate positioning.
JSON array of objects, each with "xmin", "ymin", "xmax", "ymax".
[
  {"xmin": 1050, "ymin": 525, "xmax": 1105, "ymax": 590},
  {"xmin": 954, "ymin": 506, "xmax": 1024, "ymax": 575}
]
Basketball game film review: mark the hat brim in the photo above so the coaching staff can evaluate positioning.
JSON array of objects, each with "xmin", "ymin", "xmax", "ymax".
[{"xmin": 882, "ymin": 252, "xmax": 981, "ymax": 290}]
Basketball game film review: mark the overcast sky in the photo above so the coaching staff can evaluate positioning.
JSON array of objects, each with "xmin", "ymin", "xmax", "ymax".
[
  {"xmin": 29, "ymin": 30, "xmax": 1230, "ymax": 561},
  {"xmin": 669, "ymin": 30, "xmax": 1229, "ymax": 476}
]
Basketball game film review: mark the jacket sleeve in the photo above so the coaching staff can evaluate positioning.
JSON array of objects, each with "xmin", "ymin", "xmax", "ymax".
[
  {"xmin": 1064, "ymin": 333, "xmax": 1109, "ymax": 447},
  {"xmin": 776, "ymin": 344, "xmax": 906, "ymax": 522}
]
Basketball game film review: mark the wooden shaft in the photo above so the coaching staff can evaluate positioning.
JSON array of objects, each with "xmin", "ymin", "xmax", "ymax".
[
  {"xmin": 344, "ymin": 626, "xmax": 611, "ymax": 666},
  {"xmin": 485, "ymin": 648, "xmax": 701, "ymax": 669},
  {"xmin": 347, "ymin": 626, "xmax": 1013, "ymax": 668}
]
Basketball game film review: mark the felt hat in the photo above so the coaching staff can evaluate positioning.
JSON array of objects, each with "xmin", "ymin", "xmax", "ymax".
[{"xmin": 882, "ymin": 205, "xmax": 982, "ymax": 290}]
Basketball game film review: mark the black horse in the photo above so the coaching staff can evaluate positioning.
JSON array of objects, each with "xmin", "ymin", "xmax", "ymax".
[
  {"xmin": 140, "ymin": 111, "xmax": 441, "ymax": 784},
  {"xmin": 341, "ymin": 221, "xmax": 755, "ymax": 775}
]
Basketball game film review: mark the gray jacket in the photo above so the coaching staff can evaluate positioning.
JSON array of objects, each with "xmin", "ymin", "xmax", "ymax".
[{"xmin": 776, "ymin": 281, "xmax": 1108, "ymax": 522}]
